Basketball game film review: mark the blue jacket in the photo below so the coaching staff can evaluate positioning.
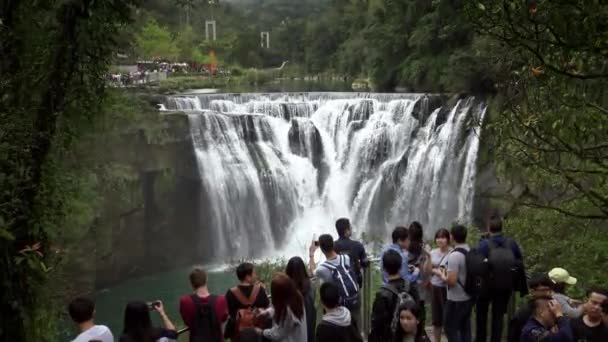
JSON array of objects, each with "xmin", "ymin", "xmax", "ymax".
[
  {"xmin": 379, "ymin": 243, "xmax": 418, "ymax": 284},
  {"xmin": 520, "ymin": 317, "xmax": 573, "ymax": 342},
  {"xmin": 478, "ymin": 233, "xmax": 523, "ymax": 260}
]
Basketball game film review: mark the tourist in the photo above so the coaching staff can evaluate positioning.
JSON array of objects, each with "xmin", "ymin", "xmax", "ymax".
[
  {"xmin": 333, "ymin": 217, "xmax": 369, "ymax": 287},
  {"xmin": 520, "ymin": 297, "xmax": 572, "ymax": 342},
  {"xmin": 549, "ymin": 267, "xmax": 583, "ymax": 318},
  {"xmin": 430, "ymin": 228, "xmax": 451, "ymax": 342},
  {"xmin": 571, "ymin": 287, "xmax": 608, "ymax": 342},
  {"xmin": 441, "ymin": 225, "xmax": 473, "ymax": 342},
  {"xmin": 309, "ymin": 234, "xmax": 360, "ymax": 326},
  {"xmin": 369, "ymin": 249, "xmax": 413, "ymax": 342},
  {"xmin": 285, "ymin": 257, "xmax": 316, "ymax": 342},
  {"xmin": 392, "ymin": 301, "xmax": 431, "ymax": 342},
  {"xmin": 506, "ymin": 273, "xmax": 555, "ymax": 342},
  {"xmin": 255, "ymin": 273, "xmax": 307, "ymax": 342},
  {"xmin": 380, "ymin": 226, "xmax": 418, "ymax": 285},
  {"xmin": 179, "ymin": 267, "xmax": 228, "ymax": 342},
  {"xmin": 68, "ymin": 297, "xmax": 114, "ymax": 342},
  {"xmin": 407, "ymin": 221, "xmax": 432, "ymax": 327},
  {"xmin": 119, "ymin": 300, "xmax": 177, "ymax": 342},
  {"xmin": 475, "ymin": 215, "xmax": 524, "ymax": 342},
  {"xmin": 225, "ymin": 262, "xmax": 271, "ymax": 340},
  {"xmin": 315, "ymin": 282, "xmax": 362, "ymax": 342}
]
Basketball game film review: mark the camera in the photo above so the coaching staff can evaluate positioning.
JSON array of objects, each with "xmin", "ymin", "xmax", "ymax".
[{"xmin": 314, "ymin": 241, "xmax": 319, "ymax": 247}]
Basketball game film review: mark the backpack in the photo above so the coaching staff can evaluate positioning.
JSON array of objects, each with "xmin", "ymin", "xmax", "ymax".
[
  {"xmin": 381, "ymin": 283, "xmax": 415, "ymax": 337},
  {"xmin": 487, "ymin": 238, "xmax": 517, "ymax": 291},
  {"xmin": 453, "ymin": 247, "xmax": 489, "ymax": 298},
  {"xmin": 190, "ymin": 294, "xmax": 222, "ymax": 342},
  {"xmin": 231, "ymin": 285, "xmax": 263, "ymax": 340},
  {"xmin": 320, "ymin": 255, "xmax": 360, "ymax": 309},
  {"xmin": 335, "ymin": 240, "xmax": 363, "ymax": 286}
]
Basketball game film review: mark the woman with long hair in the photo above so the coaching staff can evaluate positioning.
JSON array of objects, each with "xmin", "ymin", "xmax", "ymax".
[
  {"xmin": 393, "ymin": 301, "xmax": 431, "ymax": 342},
  {"xmin": 429, "ymin": 228, "xmax": 451, "ymax": 342},
  {"xmin": 119, "ymin": 300, "xmax": 177, "ymax": 342},
  {"xmin": 407, "ymin": 221, "xmax": 432, "ymax": 327},
  {"xmin": 255, "ymin": 273, "xmax": 307, "ymax": 342},
  {"xmin": 285, "ymin": 257, "xmax": 316, "ymax": 342}
]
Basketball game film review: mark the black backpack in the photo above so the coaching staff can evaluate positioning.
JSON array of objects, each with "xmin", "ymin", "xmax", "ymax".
[
  {"xmin": 190, "ymin": 294, "xmax": 222, "ymax": 342},
  {"xmin": 487, "ymin": 239, "xmax": 517, "ymax": 291},
  {"xmin": 381, "ymin": 283, "xmax": 415, "ymax": 337},
  {"xmin": 453, "ymin": 247, "xmax": 489, "ymax": 298}
]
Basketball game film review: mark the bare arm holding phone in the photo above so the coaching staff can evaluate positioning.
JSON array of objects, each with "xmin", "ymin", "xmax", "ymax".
[{"xmin": 153, "ymin": 300, "xmax": 176, "ymax": 331}]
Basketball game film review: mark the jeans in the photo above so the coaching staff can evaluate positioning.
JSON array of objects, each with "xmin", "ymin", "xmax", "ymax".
[
  {"xmin": 475, "ymin": 291, "xmax": 512, "ymax": 342},
  {"xmin": 444, "ymin": 299, "xmax": 474, "ymax": 342}
]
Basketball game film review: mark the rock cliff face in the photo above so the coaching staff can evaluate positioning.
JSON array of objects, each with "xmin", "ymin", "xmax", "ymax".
[{"xmin": 76, "ymin": 111, "xmax": 204, "ymax": 290}]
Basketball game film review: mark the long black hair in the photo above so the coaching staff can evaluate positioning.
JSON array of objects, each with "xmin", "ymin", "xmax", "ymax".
[
  {"xmin": 121, "ymin": 301, "xmax": 159, "ymax": 342},
  {"xmin": 285, "ymin": 256, "xmax": 311, "ymax": 295},
  {"xmin": 408, "ymin": 221, "xmax": 424, "ymax": 257},
  {"xmin": 393, "ymin": 301, "xmax": 426, "ymax": 342}
]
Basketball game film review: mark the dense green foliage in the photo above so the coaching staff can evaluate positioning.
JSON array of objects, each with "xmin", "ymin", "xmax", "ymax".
[{"xmin": 0, "ymin": 1, "xmax": 139, "ymax": 339}]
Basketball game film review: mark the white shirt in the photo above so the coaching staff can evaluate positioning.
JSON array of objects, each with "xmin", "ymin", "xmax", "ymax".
[{"xmin": 72, "ymin": 325, "xmax": 114, "ymax": 342}]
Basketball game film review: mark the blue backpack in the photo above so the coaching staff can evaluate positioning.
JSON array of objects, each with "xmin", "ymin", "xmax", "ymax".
[{"xmin": 320, "ymin": 255, "xmax": 360, "ymax": 309}]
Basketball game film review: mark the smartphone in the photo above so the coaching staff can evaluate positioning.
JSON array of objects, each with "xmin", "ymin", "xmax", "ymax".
[{"xmin": 147, "ymin": 301, "xmax": 160, "ymax": 310}]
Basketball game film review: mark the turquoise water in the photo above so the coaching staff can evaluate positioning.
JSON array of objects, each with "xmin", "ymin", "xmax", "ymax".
[{"xmin": 93, "ymin": 266, "xmax": 237, "ymax": 338}]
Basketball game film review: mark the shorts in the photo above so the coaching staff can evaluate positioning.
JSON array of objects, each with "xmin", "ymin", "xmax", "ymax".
[{"xmin": 431, "ymin": 284, "xmax": 447, "ymax": 327}]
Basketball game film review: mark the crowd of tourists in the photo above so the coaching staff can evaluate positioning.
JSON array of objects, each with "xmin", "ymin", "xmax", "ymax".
[{"xmin": 67, "ymin": 217, "xmax": 608, "ymax": 342}]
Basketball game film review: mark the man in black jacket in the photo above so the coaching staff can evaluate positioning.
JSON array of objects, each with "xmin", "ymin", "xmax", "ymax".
[
  {"xmin": 506, "ymin": 273, "xmax": 554, "ymax": 342},
  {"xmin": 316, "ymin": 282, "xmax": 362, "ymax": 342},
  {"xmin": 369, "ymin": 249, "xmax": 412, "ymax": 342}
]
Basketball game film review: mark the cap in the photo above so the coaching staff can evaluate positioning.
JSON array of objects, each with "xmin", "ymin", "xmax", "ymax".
[{"xmin": 548, "ymin": 267, "xmax": 577, "ymax": 285}]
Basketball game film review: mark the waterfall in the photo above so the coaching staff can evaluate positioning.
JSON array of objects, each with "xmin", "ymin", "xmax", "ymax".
[{"xmin": 165, "ymin": 93, "xmax": 486, "ymax": 259}]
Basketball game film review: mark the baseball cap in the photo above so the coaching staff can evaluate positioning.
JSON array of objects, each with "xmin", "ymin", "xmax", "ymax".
[{"xmin": 548, "ymin": 267, "xmax": 577, "ymax": 285}]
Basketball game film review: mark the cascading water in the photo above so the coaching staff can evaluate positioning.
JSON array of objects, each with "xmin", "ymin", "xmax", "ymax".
[{"xmin": 165, "ymin": 93, "xmax": 486, "ymax": 260}]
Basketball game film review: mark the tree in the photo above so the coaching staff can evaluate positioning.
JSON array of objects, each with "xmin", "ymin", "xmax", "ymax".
[
  {"xmin": 0, "ymin": 0, "xmax": 137, "ymax": 340},
  {"xmin": 136, "ymin": 17, "xmax": 178, "ymax": 60},
  {"xmin": 466, "ymin": 1, "xmax": 608, "ymax": 220}
]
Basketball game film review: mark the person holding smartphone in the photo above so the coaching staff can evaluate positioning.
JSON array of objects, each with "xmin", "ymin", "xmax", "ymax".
[{"xmin": 119, "ymin": 300, "xmax": 177, "ymax": 342}]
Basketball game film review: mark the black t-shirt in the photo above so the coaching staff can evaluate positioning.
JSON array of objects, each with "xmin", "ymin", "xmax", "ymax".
[
  {"xmin": 571, "ymin": 316, "xmax": 608, "ymax": 342},
  {"xmin": 224, "ymin": 284, "xmax": 271, "ymax": 338},
  {"xmin": 334, "ymin": 237, "xmax": 368, "ymax": 284}
]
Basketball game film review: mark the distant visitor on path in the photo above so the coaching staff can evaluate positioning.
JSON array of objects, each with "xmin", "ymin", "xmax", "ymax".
[
  {"xmin": 68, "ymin": 297, "xmax": 114, "ymax": 342},
  {"xmin": 430, "ymin": 228, "xmax": 451, "ymax": 342}
]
